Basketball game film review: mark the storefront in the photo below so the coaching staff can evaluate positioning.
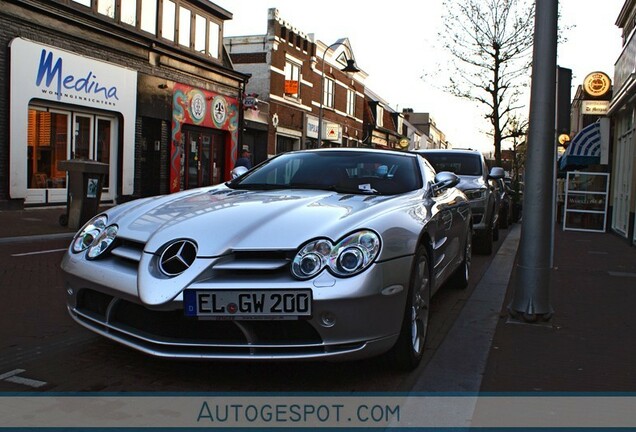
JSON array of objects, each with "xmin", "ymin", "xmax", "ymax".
[
  {"xmin": 170, "ymin": 84, "xmax": 239, "ymax": 193},
  {"xmin": 9, "ymin": 38, "xmax": 136, "ymax": 205}
]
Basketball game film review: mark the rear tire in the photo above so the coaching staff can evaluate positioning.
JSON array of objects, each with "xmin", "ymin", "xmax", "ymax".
[{"xmin": 390, "ymin": 245, "xmax": 431, "ymax": 371}]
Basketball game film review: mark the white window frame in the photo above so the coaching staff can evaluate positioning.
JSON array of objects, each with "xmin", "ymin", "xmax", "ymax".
[
  {"xmin": 284, "ymin": 60, "xmax": 302, "ymax": 99},
  {"xmin": 323, "ymin": 77, "xmax": 335, "ymax": 108},
  {"xmin": 376, "ymin": 105, "xmax": 384, "ymax": 127},
  {"xmin": 346, "ymin": 88, "xmax": 355, "ymax": 116}
]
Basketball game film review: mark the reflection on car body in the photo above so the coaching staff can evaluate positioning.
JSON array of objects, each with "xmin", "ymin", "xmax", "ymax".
[
  {"xmin": 61, "ymin": 148, "xmax": 472, "ymax": 370},
  {"xmin": 414, "ymin": 149, "xmax": 504, "ymax": 255}
]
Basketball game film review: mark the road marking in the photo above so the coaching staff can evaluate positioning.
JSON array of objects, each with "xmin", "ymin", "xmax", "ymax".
[
  {"xmin": 11, "ymin": 248, "xmax": 67, "ymax": 257},
  {"xmin": 0, "ymin": 369, "xmax": 24, "ymax": 380},
  {"xmin": 0, "ymin": 369, "xmax": 47, "ymax": 388}
]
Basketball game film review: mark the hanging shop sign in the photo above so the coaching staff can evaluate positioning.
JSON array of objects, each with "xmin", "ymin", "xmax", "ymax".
[
  {"xmin": 582, "ymin": 100, "xmax": 609, "ymax": 115},
  {"xmin": 583, "ymin": 72, "xmax": 611, "ymax": 98}
]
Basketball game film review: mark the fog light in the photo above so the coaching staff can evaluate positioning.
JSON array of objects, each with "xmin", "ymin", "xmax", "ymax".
[
  {"xmin": 321, "ymin": 312, "xmax": 336, "ymax": 327},
  {"xmin": 66, "ymin": 288, "xmax": 74, "ymax": 296}
]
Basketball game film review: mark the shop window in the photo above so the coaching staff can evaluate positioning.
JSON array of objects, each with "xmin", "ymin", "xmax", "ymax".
[
  {"xmin": 208, "ymin": 20, "xmax": 220, "ymax": 58},
  {"xmin": 120, "ymin": 0, "xmax": 136, "ymax": 26},
  {"xmin": 323, "ymin": 77, "xmax": 335, "ymax": 108},
  {"xmin": 195, "ymin": 14, "xmax": 206, "ymax": 53},
  {"xmin": 284, "ymin": 60, "xmax": 301, "ymax": 99},
  {"xmin": 27, "ymin": 109, "xmax": 69, "ymax": 190},
  {"xmin": 162, "ymin": 0, "xmax": 176, "ymax": 42},
  {"xmin": 178, "ymin": 6, "xmax": 191, "ymax": 47},
  {"xmin": 140, "ymin": 0, "xmax": 157, "ymax": 34},
  {"xmin": 97, "ymin": 0, "xmax": 115, "ymax": 18}
]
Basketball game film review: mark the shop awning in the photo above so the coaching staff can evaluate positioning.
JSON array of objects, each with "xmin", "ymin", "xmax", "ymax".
[{"xmin": 559, "ymin": 120, "xmax": 607, "ymax": 170}]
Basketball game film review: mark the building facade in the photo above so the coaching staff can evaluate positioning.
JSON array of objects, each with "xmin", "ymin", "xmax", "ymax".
[
  {"xmin": 401, "ymin": 110, "xmax": 449, "ymax": 149},
  {"xmin": 225, "ymin": 8, "xmax": 366, "ymax": 163},
  {"xmin": 608, "ymin": 0, "xmax": 636, "ymax": 244},
  {"xmin": 1, "ymin": 0, "xmax": 247, "ymax": 209}
]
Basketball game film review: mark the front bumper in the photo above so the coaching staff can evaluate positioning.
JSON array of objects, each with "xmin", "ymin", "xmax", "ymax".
[{"xmin": 62, "ymin": 255, "xmax": 413, "ymax": 361}]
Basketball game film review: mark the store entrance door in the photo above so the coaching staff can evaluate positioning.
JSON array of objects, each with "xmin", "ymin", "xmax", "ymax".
[{"xmin": 184, "ymin": 126, "xmax": 225, "ymax": 189}]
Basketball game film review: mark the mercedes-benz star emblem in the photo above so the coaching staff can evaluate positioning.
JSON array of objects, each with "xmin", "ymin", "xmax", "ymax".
[{"xmin": 159, "ymin": 240, "xmax": 197, "ymax": 276}]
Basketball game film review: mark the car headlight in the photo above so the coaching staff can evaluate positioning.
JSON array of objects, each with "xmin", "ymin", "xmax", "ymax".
[
  {"xmin": 291, "ymin": 230, "xmax": 381, "ymax": 279},
  {"xmin": 464, "ymin": 188, "xmax": 488, "ymax": 200},
  {"xmin": 87, "ymin": 224, "xmax": 118, "ymax": 259},
  {"xmin": 71, "ymin": 215, "xmax": 108, "ymax": 253}
]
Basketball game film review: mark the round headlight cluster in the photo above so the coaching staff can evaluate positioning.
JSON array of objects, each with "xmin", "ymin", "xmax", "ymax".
[
  {"xmin": 71, "ymin": 214, "xmax": 118, "ymax": 259},
  {"xmin": 291, "ymin": 231, "xmax": 381, "ymax": 279},
  {"xmin": 87, "ymin": 224, "xmax": 118, "ymax": 259},
  {"xmin": 72, "ymin": 215, "xmax": 108, "ymax": 253}
]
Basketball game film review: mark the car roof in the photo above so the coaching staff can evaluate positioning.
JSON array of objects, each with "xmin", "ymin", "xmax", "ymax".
[
  {"xmin": 291, "ymin": 147, "xmax": 420, "ymax": 159},
  {"xmin": 413, "ymin": 149, "xmax": 483, "ymax": 156}
]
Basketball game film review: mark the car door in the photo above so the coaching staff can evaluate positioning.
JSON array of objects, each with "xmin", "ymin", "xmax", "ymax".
[{"xmin": 424, "ymin": 162, "xmax": 460, "ymax": 287}]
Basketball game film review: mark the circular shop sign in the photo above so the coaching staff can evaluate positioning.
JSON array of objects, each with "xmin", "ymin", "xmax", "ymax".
[
  {"xmin": 189, "ymin": 90, "xmax": 206, "ymax": 124},
  {"xmin": 583, "ymin": 72, "xmax": 611, "ymax": 98},
  {"xmin": 211, "ymin": 95, "xmax": 228, "ymax": 127}
]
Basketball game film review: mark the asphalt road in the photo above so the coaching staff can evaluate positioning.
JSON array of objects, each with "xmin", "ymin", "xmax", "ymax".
[{"xmin": 0, "ymin": 231, "xmax": 510, "ymax": 392}]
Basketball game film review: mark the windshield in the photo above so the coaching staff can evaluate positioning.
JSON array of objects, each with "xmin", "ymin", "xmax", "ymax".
[
  {"xmin": 229, "ymin": 151, "xmax": 422, "ymax": 195},
  {"xmin": 421, "ymin": 153, "xmax": 483, "ymax": 176}
]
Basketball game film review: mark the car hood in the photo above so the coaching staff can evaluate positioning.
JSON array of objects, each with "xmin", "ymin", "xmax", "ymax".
[
  {"xmin": 455, "ymin": 175, "xmax": 486, "ymax": 191},
  {"xmin": 106, "ymin": 185, "xmax": 415, "ymax": 256}
]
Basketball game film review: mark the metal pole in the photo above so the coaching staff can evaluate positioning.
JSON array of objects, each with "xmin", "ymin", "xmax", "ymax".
[{"xmin": 509, "ymin": 0, "xmax": 558, "ymax": 321}]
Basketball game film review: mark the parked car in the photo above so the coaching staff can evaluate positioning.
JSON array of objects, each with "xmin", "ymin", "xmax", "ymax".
[
  {"xmin": 414, "ymin": 149, "xmax": 504, "ymax": 255},
  {"xmin": 61, "ymin": 148, "xmax": 472, "ymax": 370},
  {"xmin": 494, "ymin": 178, "xmax": 513, "ymax": 229}
]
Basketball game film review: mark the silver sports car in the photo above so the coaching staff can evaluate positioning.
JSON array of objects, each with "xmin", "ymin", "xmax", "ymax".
[{"xmin": 61, "ymin": 148, "xmax": 471, "ymax": 370}]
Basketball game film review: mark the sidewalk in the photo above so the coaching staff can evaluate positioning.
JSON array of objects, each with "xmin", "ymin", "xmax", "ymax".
[
  {"xmin": 480, "ymin": 226, "xmax": 636, "ymax": 392},
  {"xmin": 0, "ymin": 207, "xmax": 76, "ymax": 242}
]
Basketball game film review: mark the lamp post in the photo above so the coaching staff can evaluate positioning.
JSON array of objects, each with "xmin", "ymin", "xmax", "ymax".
[{"xmin": 317, "ymin": 42, "xmax": 360, "ymax": 148}]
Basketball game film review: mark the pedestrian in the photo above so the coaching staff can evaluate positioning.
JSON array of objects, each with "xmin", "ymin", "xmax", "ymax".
[{"xmin": 235, "ymin": 145, "xmax": 252, "ymax": 169}]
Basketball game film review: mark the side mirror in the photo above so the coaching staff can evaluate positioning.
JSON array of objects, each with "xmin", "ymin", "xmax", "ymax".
[
  {"xmin": 488, "ymin": 166, "xmax": 505, "ymax": 179},
  {"xmin": 231, "ymin": 166, "xmax": 248, "ymax": 179},
  {"xmin": 432, "ymin": 171, "xmax": 460, "ymax": 194}
]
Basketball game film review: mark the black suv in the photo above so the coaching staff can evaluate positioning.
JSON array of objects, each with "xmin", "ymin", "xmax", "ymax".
[{"xmin": 415, "ymin": 149, "xmax": 505, "ymax": 255}]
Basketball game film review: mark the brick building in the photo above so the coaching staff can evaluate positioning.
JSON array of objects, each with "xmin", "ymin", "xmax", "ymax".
[
  {"xmin": 364, "ymin": 88, "xmax": 409, "ymax": 150},
  {"xmin": 1, "ymin": 0, "xmax": 247, "ymax": 209},
  {"xmin": 225, "ymin": 8, "xmax": 366, "ymax": 163}
]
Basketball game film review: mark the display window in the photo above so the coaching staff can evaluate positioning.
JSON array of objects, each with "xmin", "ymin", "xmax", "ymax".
[{"xmin": 26, "ymin": 105, "xmax": 117, "ymax": 204}]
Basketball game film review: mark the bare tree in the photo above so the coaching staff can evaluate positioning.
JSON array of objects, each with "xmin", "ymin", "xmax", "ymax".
[{"xmin": 438, "ymin": 0, "xmax": 534, "ymax": 165}]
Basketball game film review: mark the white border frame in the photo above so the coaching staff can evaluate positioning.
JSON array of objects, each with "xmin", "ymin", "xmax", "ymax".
[{"xmin": 563, "ymin": 171, "xmax": 610, "ymax": 233}]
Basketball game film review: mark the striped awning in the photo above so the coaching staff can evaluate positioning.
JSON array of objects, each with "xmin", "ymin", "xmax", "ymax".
[{"xmin": 559, "ymin": 120, "xmax": 606, "ymax": 170}]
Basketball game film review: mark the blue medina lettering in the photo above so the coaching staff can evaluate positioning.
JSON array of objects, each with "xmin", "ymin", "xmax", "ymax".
[{"xmin": 35, "ymin": 49, "xmax": 119, "ymax": 101}]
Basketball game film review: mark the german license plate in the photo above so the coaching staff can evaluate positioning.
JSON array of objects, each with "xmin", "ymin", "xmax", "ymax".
[{"xmin": 184, "ymin": 290, "xmax": 312, "ymax": 319}]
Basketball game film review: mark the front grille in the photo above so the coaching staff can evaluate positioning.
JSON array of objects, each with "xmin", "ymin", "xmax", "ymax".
[{"xmin": 72, "ymin": 288, "xmax": 350, "ymax": 358}]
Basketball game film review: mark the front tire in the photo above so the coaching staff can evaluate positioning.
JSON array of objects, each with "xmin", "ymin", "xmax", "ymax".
[
  {"xmin": 474, "ymin": 226, "xmax": 493, "ymax": 255},
  {"xmin": 390, "ymin": 245, "xmax": 431, "ymax": 371},
  {"xmin": 450, "ymin": 227, "xmax": 471, "ymax": 289}
]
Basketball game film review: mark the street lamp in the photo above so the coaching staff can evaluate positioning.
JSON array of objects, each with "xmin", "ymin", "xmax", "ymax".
[{"xmin": 317, "ymin": 42, "xmax": 360, "ymax": 148}]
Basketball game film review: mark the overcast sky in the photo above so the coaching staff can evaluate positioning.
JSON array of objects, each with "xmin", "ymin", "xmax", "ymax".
[{"xmin": 214, "ymin": 0, "xmax": 624, "ymax": 154}]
